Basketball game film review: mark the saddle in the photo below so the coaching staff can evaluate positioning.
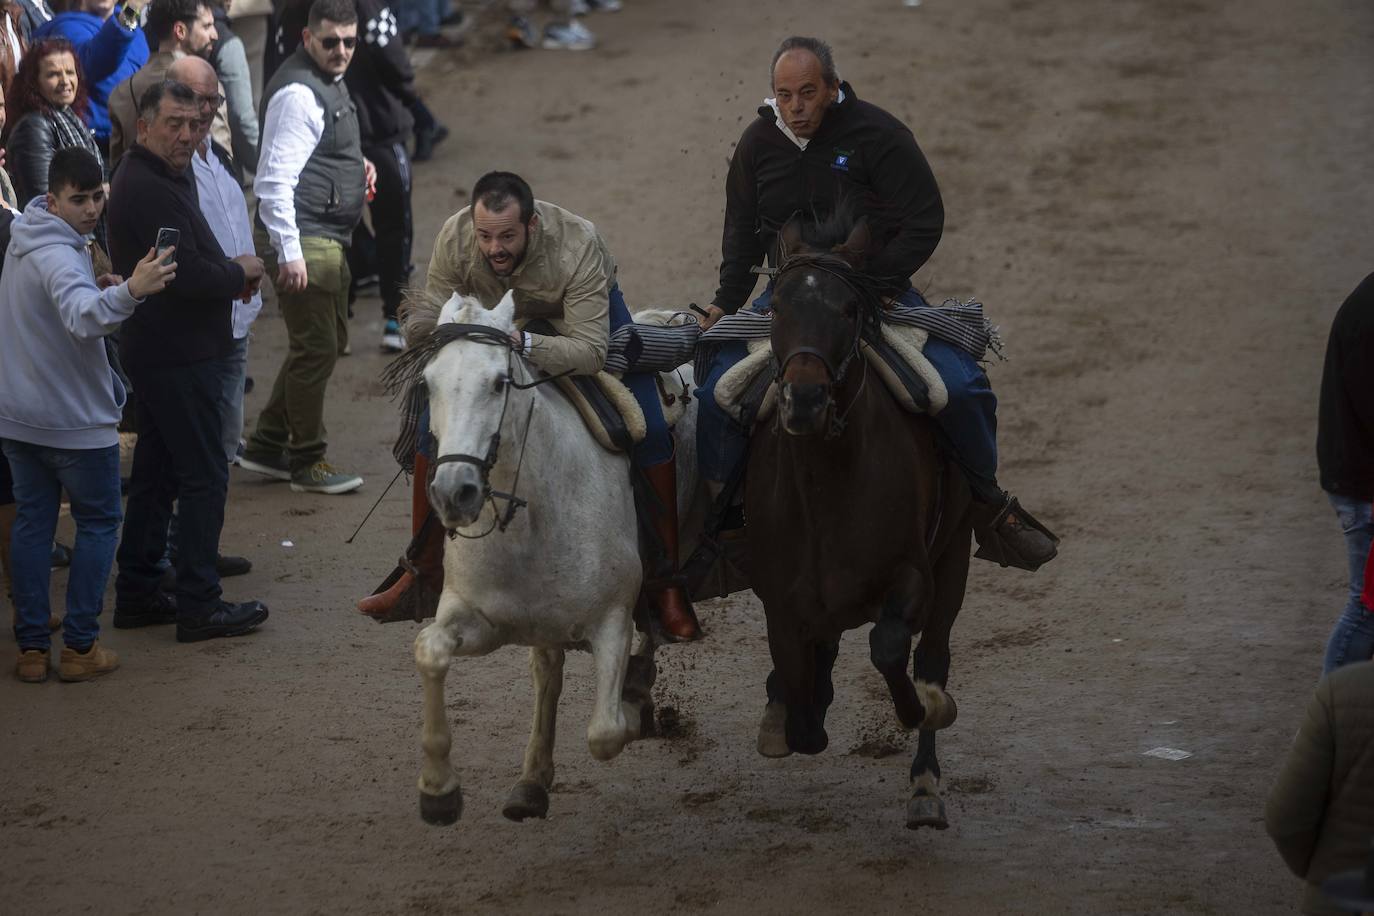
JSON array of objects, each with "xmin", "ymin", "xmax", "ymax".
[
  {"xmin": 713, "ymin": 322, "xmax": 948, "ymax": 425},
  {"xmin": 552, "ymin": 369, "xmax": 690, "ymax": 453}
]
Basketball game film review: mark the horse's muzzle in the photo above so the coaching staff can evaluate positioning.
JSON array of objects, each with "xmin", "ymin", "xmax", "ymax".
[
  {"xmin": 779, "ymin": 382, "xmax": 833, "ymax": 437},
  {"xmin": 429, "ymin": 463, "xmax": 486, "ymax": 528}
]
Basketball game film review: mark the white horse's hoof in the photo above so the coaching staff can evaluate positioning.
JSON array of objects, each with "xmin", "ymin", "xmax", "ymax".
[
  {"xmin": 757, "ymin": 702, "xmax": 791, "ymax": 758},
  {"xmin": 419, "ymin": 788, "xmax": 463, "ymax": 826},
  {"xmin": 502, "ymin": 781, "xmax": 549, "ymax": 821},
  {"xmin": 588, "ymin": 728, "xmax": 627, "ymax": 761},
  {"xmin": 905, "ymin": 793, "xmax": 948, "ymax": 830},
  {"xmin": 916, "ymin": 682, "xmax": 958, "ymax": 731}
]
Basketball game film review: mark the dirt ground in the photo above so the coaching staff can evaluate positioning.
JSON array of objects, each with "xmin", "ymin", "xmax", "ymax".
[{"xmin": 3, "ymin": 0, "xmax": 1372, "ymax": 913}]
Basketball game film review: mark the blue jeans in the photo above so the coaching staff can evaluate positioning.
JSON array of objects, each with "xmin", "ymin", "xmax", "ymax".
[
  {"xmin": 116, "ymin": 359, "xmax": 229, "ymax": 618},
  {"xmin": 218, "ymin": 336, "xmax": 250, "ymax": 464},
  {"xmin": 415, "ymin": 285, "xmax": 673, "ymax": 467},
  {"xmin": 694, "ymin": 285, "xmax": 1000, "ymax": 492},
  {"xmin": 396, "ymin": 0, "xmax": 448, "ymax": 36},
  {"xmin": 1323, "ymin": 492, "xmax": 1374, "ymax": 673},
  {"xmin": 2, "ymin": 439, "xmax": 122, "ymax": 651}
]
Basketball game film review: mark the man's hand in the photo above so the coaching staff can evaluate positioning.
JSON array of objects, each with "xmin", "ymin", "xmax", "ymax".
[
  {"xmin": 276, "ymin": 258, "xmax": 307, "ymax": 293},
  {"xmin": 699, "ymin": 304, "xmax": 726, "ymax": 330},
  {"xmin": 96, "ymin": 273, "xmax": 124, "ymax": 289},
  {"xmin": 364, "ymin": 158, "xmax": 377, "ymax": 201},
  {"xmin": 128, "ymin": 246, "xmax": 176, "ymax": 299}
]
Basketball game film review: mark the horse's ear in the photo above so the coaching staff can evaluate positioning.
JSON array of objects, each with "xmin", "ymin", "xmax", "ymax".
[
  {"xmin": 833, "ymin": 217, "xmax": 874, "ymax": 269},
  {"xmin": 777, "ymin": 213, "xmax": 806, "ymax": 261},
  {"xmin": 436, "ymin": 292, "xmax": 466, "ymax": 326},
  {"xmin": 489, "ymin": 289, "xmax": 517, "ymax": 330}
]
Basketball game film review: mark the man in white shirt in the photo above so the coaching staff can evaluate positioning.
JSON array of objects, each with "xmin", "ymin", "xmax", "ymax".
[{"xmin": 239, "ymin": 0, "xmax": 370, "ymax": 494}]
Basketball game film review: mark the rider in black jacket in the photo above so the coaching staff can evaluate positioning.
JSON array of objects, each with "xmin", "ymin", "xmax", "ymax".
[{"xmin": 697, "ymin": 36, "xmax": 1057, "ymax": 572}]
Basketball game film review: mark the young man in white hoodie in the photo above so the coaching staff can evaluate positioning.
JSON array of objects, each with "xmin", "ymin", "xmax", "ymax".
[{"xmin": 0, "ymin": 147, "xmax": 173, "ymax": 683}]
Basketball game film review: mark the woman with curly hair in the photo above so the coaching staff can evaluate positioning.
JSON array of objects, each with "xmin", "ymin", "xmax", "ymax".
[{"xmin": 4, "ymin": 37, "xmax": 103, "ymax": 204}]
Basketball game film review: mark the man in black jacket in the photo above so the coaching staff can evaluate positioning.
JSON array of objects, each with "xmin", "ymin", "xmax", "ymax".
[
  {"xmin": 697, "ymin": 36, "xmax": 1056, "ymax": 571},
  {"xmin": 1317, "ymin": 273, "xmax": 1374, "ymax": 673},
  {"xmin": 107, "ymin": 78, "xmax": 270, "ymax": 642}
]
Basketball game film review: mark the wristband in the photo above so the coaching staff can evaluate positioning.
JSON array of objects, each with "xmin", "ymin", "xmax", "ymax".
[{"xmin": 118, "ymin": 4, "xmax": 140, "ymax": 29}]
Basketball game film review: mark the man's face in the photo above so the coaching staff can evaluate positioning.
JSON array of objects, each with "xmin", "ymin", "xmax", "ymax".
[
  {"xmin": 37, "ymin": 52, "xmax": 79, "ymax": 110},
  {"xmin": 304, "ymin": 20, "xmax": 357, "ymax": 77},
  {"xmin": 140, "ymin": 97, "xmax": 200, "ymax": 172},
  {"xmin": 82, "ymin": 0, "xmax": 117, "ymax": 20},
  {"xmin": 183, "ymin": 76, "xmax": 220, "ymax": 149},
  {"xmin": 474, "ymin": 200, "xmax": 532, "ymax": 277},
  {"xmin": 771, "ymin": 49, "xmax": 839, "ymax": 140},
  {"xmin": 180, "ymin": 6, "xmax": 218, "ymax": 58},
  {"xmin": 47, "ymin": 183, "xmax": 106, "ymax": 236}
]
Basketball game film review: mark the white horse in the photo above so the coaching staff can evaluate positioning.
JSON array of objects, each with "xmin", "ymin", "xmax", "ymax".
[{"xmin": 412, "ymin": 290, "xmax": 700, "ymax": 824}]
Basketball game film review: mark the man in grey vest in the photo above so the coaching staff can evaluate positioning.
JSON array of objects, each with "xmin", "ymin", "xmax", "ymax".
[{"xmin": 240, "ymin": 0, "xmax": 370, "ymax": 494}]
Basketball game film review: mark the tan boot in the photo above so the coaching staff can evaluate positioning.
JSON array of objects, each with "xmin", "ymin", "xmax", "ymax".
[
  {"xmin": 642, "ymin": 455, "xmax": 701, "ymax": 641},
  {"xmin": 356, "ymin": 453, "xmax": 446, "ymax": 623},
  {"xmin": 58, "ymin": 642, "xmax": 119, "ymax": 682},
  {"xmin": 15, "ymin": 647, "xmax": 49, "ymax": 683}
]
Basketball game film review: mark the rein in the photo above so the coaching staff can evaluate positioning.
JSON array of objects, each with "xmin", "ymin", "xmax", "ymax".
[{"xmin": 419, "ymin": 322, "xmax": 570, "ymax": 539}]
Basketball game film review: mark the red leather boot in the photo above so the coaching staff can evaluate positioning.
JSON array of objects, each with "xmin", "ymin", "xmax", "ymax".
[
  {"xmin": 642, "ymin": 455, "xmax": 702, "ymax": 641},
  {"xmin": 357, "ymin": 453, "xmax": 446, "ymax": 622}
]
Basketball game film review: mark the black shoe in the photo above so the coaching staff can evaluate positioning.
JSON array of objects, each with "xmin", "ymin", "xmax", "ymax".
[
  {"xmin": 217, "ymin": 555, "xmax": 252, "ymax": 577},
  {"xmin": 113, "ymin": 590, "xmax": 178, "ymax": 629},
  {"xmin": 50, "ymin": 541, "xmax": 72, "ymax": 568},
  {"xmin": 413, "ymin": 123, "xmax": 450, "ymax": 162},
  {"xmin": 176, "ymin": 600, "xmax": 269, "ymax": 643}
]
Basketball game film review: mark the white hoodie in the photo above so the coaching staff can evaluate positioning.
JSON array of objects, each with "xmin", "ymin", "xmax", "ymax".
[{"xmin": 0, "ymin": 197, "xmax": 141, "ymax": 450}]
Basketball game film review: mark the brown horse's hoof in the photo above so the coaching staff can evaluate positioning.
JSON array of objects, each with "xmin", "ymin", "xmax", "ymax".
[
  {"xmin": 906, "ymin": 794, "xmax": 948, "ymax": 830},
  {"xmin": 757, "ymin": 702, "xmax": 791, "ymax": 758},
  {"xmin": 419, "ymin": 787, "xmax": 463, "ymax": 826},
  {"xmin": 916, "ymin": 681, "xmax": 958, "ymax": 731},
  {"xmin": 502, "ymin": 781, "xmax": 549, "ymax": 822}
]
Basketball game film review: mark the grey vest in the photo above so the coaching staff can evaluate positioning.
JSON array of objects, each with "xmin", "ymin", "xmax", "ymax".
[{"xmin": 260, "ymin": 49, "xmax": 365, "ymax": 244}]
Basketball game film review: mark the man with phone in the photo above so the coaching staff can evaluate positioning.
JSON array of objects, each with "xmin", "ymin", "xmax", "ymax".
[
  {"xmin": 240, "ymin": 0, "xmax": 369, "ymax": 495},
  {"xmin": 107, "ymin": 78, "xmax": 270, "ymax": 644}
]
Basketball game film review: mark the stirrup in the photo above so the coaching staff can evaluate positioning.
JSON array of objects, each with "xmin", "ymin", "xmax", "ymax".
[{"xmin": 973, "ymin": 495, "xmax": 1060, "ymax": 571}]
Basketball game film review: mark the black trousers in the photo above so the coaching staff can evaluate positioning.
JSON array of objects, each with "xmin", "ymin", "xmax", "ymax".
[
  {"xmin": 115, "ymin": 358, "xmax": 228, "ymax": 618},
  {"xmin": 351, "ymin": 140, "xmax": 413, "ymax": 321}
]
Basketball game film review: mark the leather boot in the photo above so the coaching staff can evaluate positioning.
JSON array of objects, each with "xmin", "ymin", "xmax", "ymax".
[
  {"xmin": 357, "ymin": 454, "xmax": 446, "ymax": 622},
  {"xmin": 972, "ymin": 493, "xmax": 1060, "ymax": 572},
  {"xmin": 642, "ymin": 455, "xmax": 702, "ymax": 641}
]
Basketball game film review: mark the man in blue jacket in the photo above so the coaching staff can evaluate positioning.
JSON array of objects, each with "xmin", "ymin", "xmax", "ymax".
[
  {"xmin": 35, "ymin": 0, "xmax": 150, "ymax": 155},
  {"xmin": 0, "ymin": 148, "xmax": 172, "ymax": 683}
]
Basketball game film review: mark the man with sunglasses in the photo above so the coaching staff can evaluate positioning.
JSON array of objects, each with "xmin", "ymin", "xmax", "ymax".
[{"xmin": 240, "ymin": 0, "xmax": 371, "ymax": 494}]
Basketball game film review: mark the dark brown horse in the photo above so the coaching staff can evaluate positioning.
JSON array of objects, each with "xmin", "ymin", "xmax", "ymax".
[{"xmin": 746, "ymin": 211, "xmax": 974, "ymax": 829}]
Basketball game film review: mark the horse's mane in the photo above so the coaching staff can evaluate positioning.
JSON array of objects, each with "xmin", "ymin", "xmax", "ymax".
[
  {"xmin": 379, "ymin": 296, "xmax": 498, "ymax": 399},
  {"xmin": 784, "ymin": 197, "xmax": 867, "ymax": 256}
]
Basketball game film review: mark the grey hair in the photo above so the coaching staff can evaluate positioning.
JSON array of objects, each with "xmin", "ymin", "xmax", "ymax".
[
  {"xmin": 770, "ymin": 36, "xmax": 839, "ymax": 88},
  {"xmin": 137, "ymin": 79, "xmax": 197, "ymax": 122}
]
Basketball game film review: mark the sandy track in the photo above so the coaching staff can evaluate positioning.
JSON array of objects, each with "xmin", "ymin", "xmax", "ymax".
[{"xmin": 3, "ymin": 0, "xmax": 1373, "ymax": 913}]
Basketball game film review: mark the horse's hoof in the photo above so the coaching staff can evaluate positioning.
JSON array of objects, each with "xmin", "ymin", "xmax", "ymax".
[
  {"xmin": 502, "ymin": 781, "xmax": 549, "ymax": 822},
  {"xmin": 916, "ymin": 682, "xmax": 957, "ymax": 731},
  {"xmin": 784, "ymin": 711, "xmax": 828, "ymax": 756},
  {"xmin": 419, "ymin": 788, "xmax": 463, "ymax": 826},
  {"xmin": 757, "ymin": 702, "xmax": 791, "ymax": 758},
  {"xmin": 905, "ymin": 794, "xmax": 948, "ymax": 831}
]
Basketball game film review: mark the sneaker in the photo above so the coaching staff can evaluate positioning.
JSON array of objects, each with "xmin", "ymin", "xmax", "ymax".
[
  {"xmin": 506, "ymin": 15, "xmax": 537, "ymax": 49},
  {"xmin": 15, "ymin": 647, "xmax": 49, "ymax": 683},
  {"xmin": 382, "ymin": 318, "xmax": 405, "ymax": 352},
  {"xmin": 291, "ymin": 461, "xmax": 363, "ymax": 495},
  {"xmin": 177, "ymin": 600, "xmax": 269, "ymax": 643},
  {"xmin": 113, "ymin": 590, "xmax": 178, "ymax": 628},
  {"xmin": 238, "ymin": 451, "xmax": 291, "ymax": 481},
  {"xmin": 217, "ymin": 554, "xmax": 252, "ymax": 577},
  {"xmin": 58, "ymin": 643, "xmax": 119, "ymax": 682},
  {"xmin": 542, "ymin": 19, "xmax": 596, "ymax": 50}
]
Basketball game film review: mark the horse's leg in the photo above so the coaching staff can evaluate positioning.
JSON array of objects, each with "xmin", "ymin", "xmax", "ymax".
[
  {"xmin": 869, "ymin": 565, "xmax": 928, "ymax": 729},
  {"xmin": 764, "ymin": 613, "xmax": 827, "ymax": 754},
  {"xmin": 621, "ymin": 631, "xmax": 658, "ymax": 739},
  {"xmin": 906, "ymin": 729, "xmax": 948, "ymax": 830},
  {"xmin": 586, "ymin": 607, "xmax": 634, "ymax": 760},
  {"xmin": 503, "ymin": 646, "xmax": 565, "ymax": 821},
  {"xmin": 414, "ymin": 615, "xmax": 464, "ymax": 825},
  {"xmin": 812, "ymin": 639, "xmax": 840, "ymax": 727},
  {"xmin": 906, "ymin": 523, "xmax": 973, "ymax": 830},
  {"xmin": 758, "ymin": 667, "xmax": 791, "ymax": 758}
]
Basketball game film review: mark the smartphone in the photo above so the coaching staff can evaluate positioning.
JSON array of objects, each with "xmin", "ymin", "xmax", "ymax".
[{"xmin": 155, "ymin": 227, "xmax": 179, "ymax": 266}]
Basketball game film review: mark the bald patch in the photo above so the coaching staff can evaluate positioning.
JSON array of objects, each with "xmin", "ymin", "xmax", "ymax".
[{"xmin": 168, "ymin": 56, "xmax": 218, "ymax": 95}]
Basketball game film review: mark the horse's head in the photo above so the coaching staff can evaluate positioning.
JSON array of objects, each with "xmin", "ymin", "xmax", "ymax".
[
  {"xmin": 418, "ymin": 290, "xmax": 519, "ymax": 529},
  {"xmin": 770, "ymin": 212, "xmax": 877, "ymax": 437}
]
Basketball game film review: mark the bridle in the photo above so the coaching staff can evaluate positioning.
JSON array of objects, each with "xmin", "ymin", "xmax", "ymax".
[
  {"xmin": 770, "ymin": 252, "xmax": 877, "ymax": 439},
  {"xmin": 427, "ymin": 323, "xmax": 569, "ymax": 539}
]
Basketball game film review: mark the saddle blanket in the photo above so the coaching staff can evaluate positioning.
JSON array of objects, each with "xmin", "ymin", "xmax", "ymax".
[{"xmin": 714, "ymin": 321, "xmax": 948, "ymax": 425}]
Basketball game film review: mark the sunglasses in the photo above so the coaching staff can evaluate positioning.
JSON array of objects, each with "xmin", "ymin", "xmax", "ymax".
[{"xmin": 319, "ymin": 36, "xmax": 357, "ymax": 50}]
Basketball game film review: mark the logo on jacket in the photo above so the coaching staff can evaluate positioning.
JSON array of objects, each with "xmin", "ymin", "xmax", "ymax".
[{"xmin": 831, "ymin": 148, "xmax": 854, "ymax": 172}]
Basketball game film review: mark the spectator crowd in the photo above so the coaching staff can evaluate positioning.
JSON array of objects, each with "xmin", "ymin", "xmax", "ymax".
[{"xmin": 0, "ymin": 0, "xmax": 633, "ymax": 679}]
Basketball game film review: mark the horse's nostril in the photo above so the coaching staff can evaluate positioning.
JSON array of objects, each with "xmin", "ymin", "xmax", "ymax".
[{"xmin": 457, "ymin": 483, "xmax": 481, "ymax": 507}]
